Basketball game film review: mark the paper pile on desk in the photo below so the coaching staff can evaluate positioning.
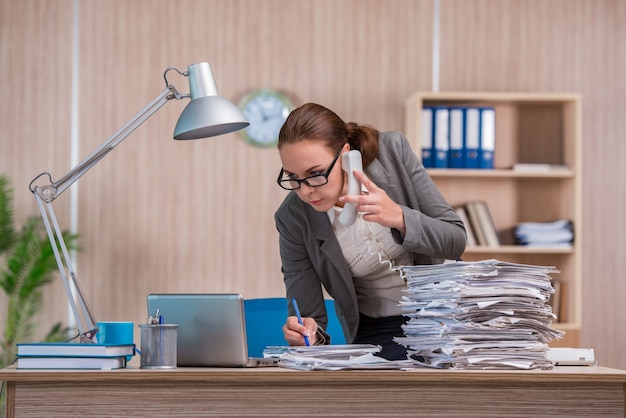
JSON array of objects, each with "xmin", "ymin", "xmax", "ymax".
[
  {"xmin": 263, "ymin": 344, "xmax": 414, "ymax": 371},
  {"xmin": 395, "ymin": 259, "xmax": 564, "ymax": 370}
]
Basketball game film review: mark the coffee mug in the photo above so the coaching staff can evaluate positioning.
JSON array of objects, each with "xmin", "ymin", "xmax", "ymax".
[{"xmin": 97, "ymin": 321, "xmax": 134, "ymax": 345}]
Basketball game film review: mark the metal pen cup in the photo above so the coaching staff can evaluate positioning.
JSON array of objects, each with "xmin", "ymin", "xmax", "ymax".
[{"xmin": 139, "ymin": 323, "xmax": 178, "ymax": 369}]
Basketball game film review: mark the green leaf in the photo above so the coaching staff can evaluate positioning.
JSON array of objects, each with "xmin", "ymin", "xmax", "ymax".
[
  {"xmin": 0, "ymin": 175, "xmax": 16, "ymax": 253},
  {"xmin": 44, "ymin": 322, "xmax": 73, "ymax": 342}
]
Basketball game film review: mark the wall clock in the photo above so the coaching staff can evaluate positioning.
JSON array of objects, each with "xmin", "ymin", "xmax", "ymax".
[{"xmin": 237, "ymin": 89, "xmax": 294, "ymax": 147}]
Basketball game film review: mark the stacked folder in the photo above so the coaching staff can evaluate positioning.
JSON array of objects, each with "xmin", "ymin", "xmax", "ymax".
[
  {"xmin": 395, "ymin": 260, "xmax": 564, "ymax": 370},
  {"xmin": 515, "ymin": 219, "xmax": 574, "ymax": 247}
]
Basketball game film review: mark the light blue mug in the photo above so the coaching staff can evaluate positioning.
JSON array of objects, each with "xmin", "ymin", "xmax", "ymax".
[
  {"xmin": 97, "ymin": 321, "xmax": 134, "ymax": 345},
  {"xmin": 97, "ymin": 321, "xmax": 134, "ymax": 361}
]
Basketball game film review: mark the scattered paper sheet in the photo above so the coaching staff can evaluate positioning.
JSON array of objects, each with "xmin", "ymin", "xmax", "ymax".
[{"xmin": 263, "ymin": 344, "xmax": 415, "ymax": 371}]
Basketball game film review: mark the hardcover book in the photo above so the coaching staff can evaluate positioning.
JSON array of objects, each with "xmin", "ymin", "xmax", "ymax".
[
  {"xmin": 17, "ymin": 355, "xmax": 126, "ymax": 370},
  {"xmin": 17, "ymin": 342, "xmax": 135, "ymax": 357}
]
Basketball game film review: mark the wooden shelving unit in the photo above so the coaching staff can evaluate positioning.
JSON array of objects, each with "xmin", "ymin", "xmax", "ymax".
[{"xmin": 405, "ymin": 91, "xmax": 582, "ymax": 347}]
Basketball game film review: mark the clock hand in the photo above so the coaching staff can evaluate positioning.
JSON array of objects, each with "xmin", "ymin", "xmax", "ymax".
[{"xmin": 258, "ymin": 104, "xmax": 269, "ymax": 122}]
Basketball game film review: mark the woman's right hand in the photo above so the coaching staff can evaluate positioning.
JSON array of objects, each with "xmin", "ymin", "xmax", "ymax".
[{"xmin": 283, "ymin": 316, "xmax": 318, "ymax": 346}]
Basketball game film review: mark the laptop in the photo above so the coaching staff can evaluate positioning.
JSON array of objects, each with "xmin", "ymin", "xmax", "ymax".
[{"xmin": 146, "ymin": 293, "xmax": 278, "ymax": 367}]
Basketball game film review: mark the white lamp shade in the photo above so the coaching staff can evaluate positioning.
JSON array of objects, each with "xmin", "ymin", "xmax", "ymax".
[
  {"xmin": 174, "ymin": 95, "xmax": 249, "ymax": 140},
  {"xmin": 173, "ymin": 62, "xmax": 249, "ymax": 140}
]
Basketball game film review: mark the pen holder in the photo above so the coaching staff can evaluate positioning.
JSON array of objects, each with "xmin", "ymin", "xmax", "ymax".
[{"xmin": 139, "ymin": 323, "xmax": 178, "ymax": 369}]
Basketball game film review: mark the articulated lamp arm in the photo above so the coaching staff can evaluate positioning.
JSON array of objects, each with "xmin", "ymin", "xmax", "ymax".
[
  {"xmin": 28, "ymin": 62, "xmax": 248, "ymax": 343},
  {"xmin": 28, "ymin": 85, "xmax": 177, "ymax": 343},
  {"xmin": 30, "ymin": 84, "xmax": 179, "ymax": 203}
]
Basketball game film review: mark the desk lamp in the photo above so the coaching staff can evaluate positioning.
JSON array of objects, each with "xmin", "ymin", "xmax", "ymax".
[{"xmin": 28, "ymin": 62, "xmax": 249, "ymax": 343}]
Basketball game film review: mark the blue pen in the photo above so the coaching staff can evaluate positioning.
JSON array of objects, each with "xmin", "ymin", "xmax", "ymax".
[{"xmin": 292, "ymin": 298, "xmax": 310, "ymax": 346}]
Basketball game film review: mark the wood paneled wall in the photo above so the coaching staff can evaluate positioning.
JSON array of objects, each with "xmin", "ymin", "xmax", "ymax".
[
  {"xmin": 0, "ymin": 0, "xmax": 75, "ymax": 331},
  {"xmin": 1, "ymin": 0, "xmax": 625, "ymax": 369}
]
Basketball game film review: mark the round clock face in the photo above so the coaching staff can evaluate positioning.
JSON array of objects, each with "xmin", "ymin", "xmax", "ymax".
[{"xmin": 238, "ymin": 89, "xmax": 293, "ymax": 147}]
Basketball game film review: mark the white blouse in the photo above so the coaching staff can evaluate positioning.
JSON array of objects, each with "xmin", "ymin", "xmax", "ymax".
[{"xmin": 328, "ymin": 206, "xmax": 410, "ymax": 318}]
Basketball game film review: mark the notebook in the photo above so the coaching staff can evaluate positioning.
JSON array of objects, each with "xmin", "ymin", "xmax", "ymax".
[{"xmin": 146, "ymin": 293, "xmax": 278, "ymax": 367}]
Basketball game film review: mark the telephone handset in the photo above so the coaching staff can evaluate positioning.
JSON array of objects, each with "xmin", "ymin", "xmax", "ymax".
[{"xmin": 337, "ymin": 150, "xmax": 363, "ymax": 227}]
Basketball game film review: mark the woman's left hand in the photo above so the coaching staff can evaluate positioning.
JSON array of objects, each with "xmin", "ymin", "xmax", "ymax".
[{"xmin": 339, "ymin": 171, "xmax": 406, "ymax": 235}]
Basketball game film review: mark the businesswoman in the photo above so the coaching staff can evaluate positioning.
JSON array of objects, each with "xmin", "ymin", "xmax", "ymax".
[{"xmin": 275, "ymin": 103, "xmax": 466, "ymax": 359}]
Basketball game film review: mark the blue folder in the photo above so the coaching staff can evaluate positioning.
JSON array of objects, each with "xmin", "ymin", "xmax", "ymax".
[
  {"xmin": 479, "ymin": 107, "xmax": 496, "ymax": 169},
  {"xmin": 464, "ymin": 107, "xmax": 481, "ymax": 169},
  {"xmin": 420, "ymin": 106, "xmax": 434, "ymax": 168},
  {"xmin": 432, "ymin": 107, "xmax": 449, "ymax": 168},
  {"xmin": 448, "ymin": 107, "xmax": 466, "ymax": 169}
]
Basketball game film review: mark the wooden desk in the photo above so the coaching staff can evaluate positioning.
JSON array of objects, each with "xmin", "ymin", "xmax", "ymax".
[{"xmin": 2, "ymin": 365, "xmax": 626, "ymax": 417}]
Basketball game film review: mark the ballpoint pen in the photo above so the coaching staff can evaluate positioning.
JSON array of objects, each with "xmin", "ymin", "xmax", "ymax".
[{"xmin": 291, "ymin": 298, "xmax": 310, "ymax": 346}]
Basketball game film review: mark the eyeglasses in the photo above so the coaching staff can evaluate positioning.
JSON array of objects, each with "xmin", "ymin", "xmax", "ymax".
[{"xmin": 276, "ymin": 149, "xmax": 342, "ymax": 190}]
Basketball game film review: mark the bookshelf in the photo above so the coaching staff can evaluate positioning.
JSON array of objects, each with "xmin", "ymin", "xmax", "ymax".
[{"xmin": 405, "ymin": 92, "xmax": 582, "ymax": 347}]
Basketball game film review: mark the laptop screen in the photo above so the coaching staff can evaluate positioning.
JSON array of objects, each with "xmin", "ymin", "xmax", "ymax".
[{"xmin": 146, "ymin": 293, "xmax": 249, "ymax": 367}]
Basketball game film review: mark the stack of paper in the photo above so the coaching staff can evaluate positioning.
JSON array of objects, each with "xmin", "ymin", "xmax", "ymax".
[
  {"xmin": 395, "ymin": 260, "xmax": 564, "ymax": 370},
  {"xmin": 263, "ymin": 344, "xmax": 414, "ymax": 371},
  {"xmin": 515, "ymin": 219, "xmax": 574, "ymax": 247}
]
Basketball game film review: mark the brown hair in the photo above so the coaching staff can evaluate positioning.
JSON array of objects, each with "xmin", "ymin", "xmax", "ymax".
[{"xmin": 278, "ymin": 103, "xmax": 379, "ymax": 166}]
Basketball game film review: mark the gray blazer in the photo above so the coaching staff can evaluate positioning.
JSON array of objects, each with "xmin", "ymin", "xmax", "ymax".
[{"xmin": 274, "ymin": 131, "xmax": 466, "ymax": 343}]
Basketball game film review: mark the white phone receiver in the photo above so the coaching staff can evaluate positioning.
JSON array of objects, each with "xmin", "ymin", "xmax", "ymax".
[{"xmin": 338, "ymin": 150, "xmax": 363, "ymax": 227}]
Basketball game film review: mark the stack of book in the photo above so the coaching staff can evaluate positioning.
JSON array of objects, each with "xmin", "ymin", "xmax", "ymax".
[
  {"xmin": 455, "ymin": 200, "xmax": 499, "ymax": 247},
  {"xmin": 515, "ymin": 219, "xmax": 574, "ymax": 247},
  {"xmin": 395, "ymin": 260, "xmax": 564, "ymax": 370},
  {"xmin": 16, "ymin": 342, "xmax": 135, "ymax": 370}
]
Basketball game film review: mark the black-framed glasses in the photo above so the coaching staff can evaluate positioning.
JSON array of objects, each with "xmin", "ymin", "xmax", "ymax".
[{"xmin": 276, "ymin": 149, "xmax": 342, "ymax": 190}]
